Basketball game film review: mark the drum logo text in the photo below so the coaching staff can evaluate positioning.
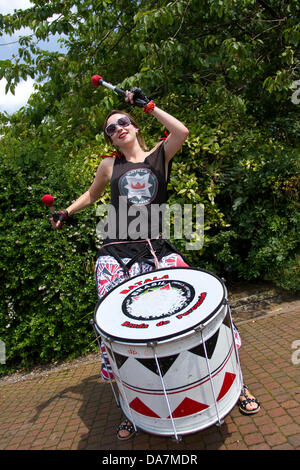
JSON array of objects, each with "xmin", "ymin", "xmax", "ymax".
[
  {"xmin": 176, "ymin": 292, "xmax": 207, "ymax": 319},
  {"xmin": 121, "ymin": 321, "xmax": 149, "ymax": 328},
  {"xmin": 120, "ymin": 274, "xmax": 169, "ymax": 294}
]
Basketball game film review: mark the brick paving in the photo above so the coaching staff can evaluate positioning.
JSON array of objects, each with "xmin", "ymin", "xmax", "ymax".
[{"xmin": 0, "ymin": 299, "xmax": 299, "ymax": 451}]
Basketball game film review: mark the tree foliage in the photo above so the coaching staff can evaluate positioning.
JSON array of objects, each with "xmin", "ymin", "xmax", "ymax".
[{"xmin": 0, "ymin": 0, "xmax": 299, "ymax": 373}]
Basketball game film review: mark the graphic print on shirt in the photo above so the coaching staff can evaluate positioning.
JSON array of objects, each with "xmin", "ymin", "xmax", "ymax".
[{"xmin": 118, "ymin": 168, "xmax": 158, "ymax": 205}]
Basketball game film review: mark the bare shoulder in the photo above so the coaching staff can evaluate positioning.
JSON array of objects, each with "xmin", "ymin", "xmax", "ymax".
[
  {"xmin": 147, "ymin": 141, "xmax": 163, "ymax": 156},
  {"xmin": 96, "ymin": 157, "xmax": 115, "ymax": 180}
]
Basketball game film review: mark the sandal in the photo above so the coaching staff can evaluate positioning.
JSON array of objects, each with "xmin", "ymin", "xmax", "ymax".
[
  {"xmin": 117, "ymin": 419, "xmax": 136, "ymax": 441},
  {"xmin": 239, "ymin": 385, "xmax": 260, "ymax": 416}
]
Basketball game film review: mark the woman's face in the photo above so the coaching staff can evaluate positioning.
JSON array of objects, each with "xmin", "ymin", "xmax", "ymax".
[{"xmin": 106, "ymin": 113, "xmax": 138, "ymax": 148}]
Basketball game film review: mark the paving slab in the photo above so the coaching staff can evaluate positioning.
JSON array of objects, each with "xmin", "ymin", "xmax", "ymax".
[{"xmin": 0, "ymin": 298, "xmax": 299, "ymax": 452}]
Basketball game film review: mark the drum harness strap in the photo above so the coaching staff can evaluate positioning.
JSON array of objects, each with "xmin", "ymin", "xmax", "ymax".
[{"xmin": 98, "ymin": 236, "xmax": 189, "ymax": 275}]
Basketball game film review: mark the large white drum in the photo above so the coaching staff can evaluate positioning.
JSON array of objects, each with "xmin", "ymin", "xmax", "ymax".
[{"xmin": 94, "ymin": 267, "xmax": 242, "ymax": 438}]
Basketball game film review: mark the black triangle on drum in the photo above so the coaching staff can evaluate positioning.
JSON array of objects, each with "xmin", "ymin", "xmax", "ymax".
[
  {"xmin": 223, "ymin": 311, "xmax": 231, "ymax": 329},
  {"xmin": 189, "ymin": 329, "xmax": 220, "ymax": 359},
  {"xmin": 136, "ymin": 354, "xmax": 180, "ymax": 376},
  {"xmin": 105, "ymin": 346, "xmax": 129, "ymax": 369}
]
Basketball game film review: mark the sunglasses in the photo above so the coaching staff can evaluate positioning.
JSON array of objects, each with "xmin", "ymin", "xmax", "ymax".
[{"xmin": 105, "ymin": 116, "xmax": 131, "ymax": 137}]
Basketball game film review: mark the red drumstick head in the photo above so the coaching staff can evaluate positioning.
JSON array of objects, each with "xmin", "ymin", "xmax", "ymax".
[
  {"xmin": 41, "ymin": 194, "xmax": 54, "ymax": 207},
  {"xmin": 91, "ymin": 75, "xmax": 103, "ymax": 87}
]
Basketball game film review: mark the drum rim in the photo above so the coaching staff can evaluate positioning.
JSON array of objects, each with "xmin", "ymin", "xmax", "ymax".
[{"xmin": 94, "ymin": 266, "xmax": 226, "ymax": 344}]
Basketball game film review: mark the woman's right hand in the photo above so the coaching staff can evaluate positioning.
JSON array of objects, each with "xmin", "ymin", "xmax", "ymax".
[
  {"xmin": 49, "ymin": 210, "xmax": 68, "ymax": 229},
  {"xmin": 126, "ymin": 87, "xmax": 151, "ymax": 108}
]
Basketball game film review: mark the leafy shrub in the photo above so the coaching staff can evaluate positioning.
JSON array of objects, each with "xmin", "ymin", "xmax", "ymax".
[{"xmin": 0, "ymin": 152, "xmax": 99, "ymax": 375}]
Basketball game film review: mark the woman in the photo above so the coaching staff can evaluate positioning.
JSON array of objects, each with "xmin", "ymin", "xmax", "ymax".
[{"xmin": 50, "ymin": 88, "xmax": 260, "ymax": 440}]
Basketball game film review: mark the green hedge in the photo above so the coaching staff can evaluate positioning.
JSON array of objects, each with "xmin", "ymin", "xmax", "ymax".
[{"xmin": 0, "ymin": 154, "xmax": 99, "ymax": 374}]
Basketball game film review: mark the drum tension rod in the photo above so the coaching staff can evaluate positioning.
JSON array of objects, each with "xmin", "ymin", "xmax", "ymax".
[
  {"xmin": 196, "ymin": 325, "xmax": 225, "ymax": 429},
  {"xmin": 148, "ymin": 341, "xmax": 182, "ymax": 443}
]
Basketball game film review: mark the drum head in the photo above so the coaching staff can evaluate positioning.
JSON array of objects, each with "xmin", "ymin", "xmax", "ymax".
[{"xmin": 94, "ymin": 267, "xmax": 225, "ymax": 343}]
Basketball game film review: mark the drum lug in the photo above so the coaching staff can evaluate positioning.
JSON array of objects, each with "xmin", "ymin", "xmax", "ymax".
[
  {"xmin": 194, "ymin": 324, "xmax": 205, "ymax": 333},
  {"xmin": 171, "ymin": 434, "xmax": 183, "ymax": 443},
  {"xmin": 216, "ymin": 419, "xmax": 225, "ymax": 427}
]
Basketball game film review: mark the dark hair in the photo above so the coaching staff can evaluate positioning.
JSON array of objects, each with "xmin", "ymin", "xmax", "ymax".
[{"xmin": 103, "ymin": 110, "xmax": 147, "ymax": 151}]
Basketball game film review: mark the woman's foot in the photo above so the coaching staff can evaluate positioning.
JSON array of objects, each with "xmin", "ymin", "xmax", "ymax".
[
  {"xmin": 239, "ymin": 385, "xmax": 260, "ymax": 415},
  {"xmin": 117, "ymin": 419, "xmax": 136, "ymax": 440}
]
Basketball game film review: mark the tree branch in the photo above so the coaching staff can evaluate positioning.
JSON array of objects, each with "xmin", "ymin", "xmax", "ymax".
[
  {"xmin": 172, "ymin": 0, "xmax": 191, "ymax": 39},
  {"xmin": 256, "ymin": 0, "xmax": 279, "ymax": 19}
]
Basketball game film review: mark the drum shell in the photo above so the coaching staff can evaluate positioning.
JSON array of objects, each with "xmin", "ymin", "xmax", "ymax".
[
  {"xmin": 98, "ymin": 305, "xmax": 242, "ymax": 436},
  {"xmin": 94, "ymin": 268, "xmax": 242, "ymax": 436}
]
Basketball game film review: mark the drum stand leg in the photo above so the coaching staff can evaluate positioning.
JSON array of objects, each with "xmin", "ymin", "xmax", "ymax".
[
  {"xmin": 199, "ymin": 329, "xmax": 224, "ymax": 428},
  {"xmin": 149, "ymin": 342, "xmax": 182, "ymax": 443}
]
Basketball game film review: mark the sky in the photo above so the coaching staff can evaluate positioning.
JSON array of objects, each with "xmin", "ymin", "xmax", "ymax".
[{"xmin": 0, "ymin": 0, "xmax": 65, "ymax": 114}]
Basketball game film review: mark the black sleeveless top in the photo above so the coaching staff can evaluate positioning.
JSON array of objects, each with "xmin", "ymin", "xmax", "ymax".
[
  {"xmin": 97, "ymin": 142, "xmax": 187, "ymax": 267},
  {"xmin": 109, "ymin": 142, "xmax": 171, "ymax": 240}
]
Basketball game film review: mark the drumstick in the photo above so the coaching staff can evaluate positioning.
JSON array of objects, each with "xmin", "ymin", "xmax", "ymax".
[
  {"xmin": 41, "ymin": 194, "xmax": 55, "ymax": 214},
  {"xmin": 91, "ymin": 75, "xmax": 126, "ymax": 97},
  {"xmin": 91, "ymin": 74, "xmax": 147, "ymax": 107}
]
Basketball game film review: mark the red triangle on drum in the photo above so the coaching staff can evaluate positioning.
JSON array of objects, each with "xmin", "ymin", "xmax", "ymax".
[
  {"xmin": 217, "ymin": 372, "xmax": 236, "ymax": 401},
  {"xmin": 169, "ymin": 397, "xmax": 209, "ymax": 418},
  {"xmin": 130, "ymin": 397, "xmax": 161, "ymax": 418}
]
